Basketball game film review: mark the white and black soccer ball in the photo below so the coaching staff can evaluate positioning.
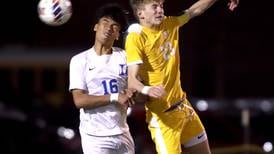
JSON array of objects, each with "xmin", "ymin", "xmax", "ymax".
[{"xmin": 38, "ymin": 0, "xmax": 72, "ymax": 26}]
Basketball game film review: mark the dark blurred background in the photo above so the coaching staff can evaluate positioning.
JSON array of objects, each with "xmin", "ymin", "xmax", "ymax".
[{"xmin": 0, "ymin": 0, "xmax": 274, "ymax": 153}]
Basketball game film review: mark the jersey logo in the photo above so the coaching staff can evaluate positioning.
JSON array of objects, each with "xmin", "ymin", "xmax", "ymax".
[
  {"xmin": 197, "ymin": 133, "xmax": 205, "ymax": 139},
  {"xmin": 89, "ymin": 67, "xmax": 95, "ymax": 71},
  {"xmin": 160, "ymin": 30, "xmax": 175, "ymax": 60},
  {"xmin": 119, "ymin": 64, "xmax": 127, "ymax": 76},
  {"xmin": 160, "ymin": 42, "xmax": 175, "ymax": 60}
]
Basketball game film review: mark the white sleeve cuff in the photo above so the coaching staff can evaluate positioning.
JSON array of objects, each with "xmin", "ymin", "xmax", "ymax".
[
  {"xmin": 141, "ymin": 86, "xmax": 151, "ymax": 95},
  {"xmin": 110, "ymin": 93, "xmax": 119, "ymax": 103}
]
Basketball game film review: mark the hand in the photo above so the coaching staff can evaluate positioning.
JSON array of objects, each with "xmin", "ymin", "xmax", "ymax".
[
  {"xmin": 117, "ymin": 89, "xmax": 136, "ymax": 107},
  {"xmin": 228, "ymin": 0, "xmax": 239, "ymax": 11},
  {"xmin": 147, "ymin": 85, "xmax": 166, "ymax": 99}
]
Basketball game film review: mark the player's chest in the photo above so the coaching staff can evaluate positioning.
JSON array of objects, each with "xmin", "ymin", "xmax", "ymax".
[{"xmin": 85, "ymin": 58, "xmax": 127, "ymax": 81}]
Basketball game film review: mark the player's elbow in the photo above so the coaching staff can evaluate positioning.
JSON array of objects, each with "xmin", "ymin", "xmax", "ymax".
[
  {"xmin": 71, "ymin": 90, "xmax": 88, "ymax": 109},
  {"xmin": 73, "ymin": 98, "xmax": 85, "ymax": 109}
]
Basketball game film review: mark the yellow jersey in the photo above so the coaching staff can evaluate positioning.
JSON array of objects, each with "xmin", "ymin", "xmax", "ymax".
[{"xmin": 126, "ymin": 14, "xmax": 189, "ymax": 116}]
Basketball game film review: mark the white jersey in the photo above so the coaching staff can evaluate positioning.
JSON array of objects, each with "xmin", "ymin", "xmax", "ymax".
[{"xmin": 69, "ymin": 47, "xmax": 129, "ymax": 136}]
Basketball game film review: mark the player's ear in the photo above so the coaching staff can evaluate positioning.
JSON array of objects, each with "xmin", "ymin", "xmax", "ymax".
[
  {"xmin": 116, "ymin": 32, "xmax": 120, "ymax": 40},
  {"xmin": 93, "ymin": 24, "xmax": 98, "ymax": 31}
]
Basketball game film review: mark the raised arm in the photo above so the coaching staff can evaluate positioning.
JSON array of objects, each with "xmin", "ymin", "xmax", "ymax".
[
  {"xmin": 185, "ymin": 0, "xmax": 217, "ymax": 19},
  {"xmin": 185, "ymin": 0, "xmax": 239, "ymax": 19}
]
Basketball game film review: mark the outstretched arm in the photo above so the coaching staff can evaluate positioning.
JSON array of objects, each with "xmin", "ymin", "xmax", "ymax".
[
  {"xmin": 185, "ymin": 0, "xmax": 217, "ymax": 19},
  {"xmin": 185, "ymin": 0, "xmax": 239, "ymax": 19}
]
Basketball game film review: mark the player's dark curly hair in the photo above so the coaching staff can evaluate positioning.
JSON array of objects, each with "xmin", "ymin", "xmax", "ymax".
[{"xmin": 94, "ymin": 3, "xmax": 129, "ymax": 33}]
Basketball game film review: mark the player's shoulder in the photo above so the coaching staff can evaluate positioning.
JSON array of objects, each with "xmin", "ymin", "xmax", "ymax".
[
  {"xmin": 127, "ymin": 23, "xmax": 143, "ymax": 34},
  {"xmin": 70, "ymin": 48, "xmax": 91, "ymax": 62}
]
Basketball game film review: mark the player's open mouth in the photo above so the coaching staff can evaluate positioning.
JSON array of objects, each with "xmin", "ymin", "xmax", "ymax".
[
  {"xmin": 104, "ymin": 32, "xmax": 112, "ymax": 38},
  {"xmin": 155, "ymin": 16, "xmax": 163, "ymax": 20}
]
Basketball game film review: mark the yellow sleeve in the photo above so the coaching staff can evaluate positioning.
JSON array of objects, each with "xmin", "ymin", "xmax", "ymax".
[
  {"xmin": 164, "ymin": 14, "xmax": 189, "ymax": 28},
  {"xmin": 125, "ymin": 32, "xmax": 144, "ymax": 65},
  {"xmin": 176, "ymin": 13, "xmax": 189, "ymax": 27}
]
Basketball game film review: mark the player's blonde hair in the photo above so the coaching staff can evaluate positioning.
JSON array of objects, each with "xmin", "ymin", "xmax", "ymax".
[{"xmin": 129, "ymin": 0, "xmax": 165, "ymax": 18}]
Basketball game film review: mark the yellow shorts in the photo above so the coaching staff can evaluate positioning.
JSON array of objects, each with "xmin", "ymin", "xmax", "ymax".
[{"xmin": 146, "ymin": 99, "xmax": 206, "ymax": 154}]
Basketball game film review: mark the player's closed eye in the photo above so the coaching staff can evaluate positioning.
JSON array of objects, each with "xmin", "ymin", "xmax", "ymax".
[
  {"xmin": 111, "ymin": 24, "xmax": 120, "ymax": 32},
  {"xmin": 101, "ymin": 20, "xmax": 120, "ymax": 31},
  {"xmin": 151, "ymin": 4, "xmax": 158, "ymax": 10},
  {"xmin": 151, "ymin": 3, "xmax": 163, "ymax": 10}
]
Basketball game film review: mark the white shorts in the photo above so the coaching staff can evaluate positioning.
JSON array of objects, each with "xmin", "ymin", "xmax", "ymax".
[{"xmin": 80, "ymin": 130, "xmax": 135, "ymax": 154}]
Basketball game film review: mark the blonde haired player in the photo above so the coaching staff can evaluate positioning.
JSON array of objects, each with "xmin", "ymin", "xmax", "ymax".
[{"xmin": 125, "ymin": 0, "xmax": 239, "ymax": 153}]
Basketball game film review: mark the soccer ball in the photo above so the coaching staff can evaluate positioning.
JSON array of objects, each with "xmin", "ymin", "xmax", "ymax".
[{"xmin": 38, "ymin": 0, "xmax": 72, "ymax": 26}]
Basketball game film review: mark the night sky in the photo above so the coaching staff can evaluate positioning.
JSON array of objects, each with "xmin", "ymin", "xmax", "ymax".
[{"xmin": 1, "ymin": 0, "xmax": 274, "ymax": 99}]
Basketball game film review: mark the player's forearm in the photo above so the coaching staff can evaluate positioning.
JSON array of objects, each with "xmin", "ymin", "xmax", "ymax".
[
  {"xmin": 185, "ymin": 0, "xmax": 217, "ymax": 19},
  {"xmin": 72, "ymin": 90, "xmax": 110, "ymax": 109},
  {"xmin": 128, "ymin": 76, "xmax": 145, "ymax": 94},
  {"xmin": 127, "ymin": 64, "xmax": 146, "ymax": 93}
]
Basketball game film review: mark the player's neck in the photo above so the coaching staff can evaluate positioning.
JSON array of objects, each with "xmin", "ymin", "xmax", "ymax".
[
  {"xmin": 140, "ymin": 21, "xmax": 160, "ymax": 31},
  {"xmin": 93, "ymin": 42, "xmax": 113, "ymax": 56}
]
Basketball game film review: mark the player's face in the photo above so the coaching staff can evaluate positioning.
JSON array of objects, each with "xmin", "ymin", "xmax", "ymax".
[
  {"xmin": 94, "ymin": 16, "xmax": 121, "ymax": 44},
  {"xmin": 138, "ymin": 0, "xmax": 164, "ymax": 28}
]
